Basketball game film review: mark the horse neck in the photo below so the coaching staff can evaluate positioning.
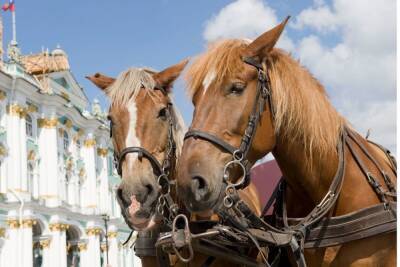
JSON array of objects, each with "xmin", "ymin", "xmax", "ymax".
[{"xmin": 267, "ymin": 51, "xmax": 343, "ymax": 205}]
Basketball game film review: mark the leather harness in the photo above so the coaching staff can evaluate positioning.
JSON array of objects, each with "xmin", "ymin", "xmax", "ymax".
[
  {"xmin": 111, "ymin": 58, "xmax": 397, "ymax": 266},
  {"xmin": 182, "ymin": 55, "xmax": 397, "ymax": 266}
]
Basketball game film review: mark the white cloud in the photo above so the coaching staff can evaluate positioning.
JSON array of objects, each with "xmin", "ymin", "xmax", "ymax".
[
  {"xmin": 203, "ymin": 0, "xmax": 294, "ymax": 51},
  {"xmin": 202, "ymin": 0, "xmax": 396, "ymax": 152},
  {"xmin": 294, "ymin": 0, "xmax": 396, "ymax": 152}
]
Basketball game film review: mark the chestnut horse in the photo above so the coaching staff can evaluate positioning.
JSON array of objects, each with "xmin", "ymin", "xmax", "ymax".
[
  {"xmin": 87, "ymin": 62, "xmax": 261, "ymax": 266},
  {"xmin": 178, "ymin": 18, "xmax": 396, "ymax": 266}
]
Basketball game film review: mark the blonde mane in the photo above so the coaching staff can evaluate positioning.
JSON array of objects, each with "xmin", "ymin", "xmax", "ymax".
[
  {"xmin": 186, "ymin": 40, "xmax": 346, "ymax": 165},
  {"xmin": 107, "ymin": 67, "xmax": 186, "ymax": 159}
]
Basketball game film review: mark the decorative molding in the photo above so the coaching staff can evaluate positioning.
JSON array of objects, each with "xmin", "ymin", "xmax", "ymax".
[
  {"xmin": 64, "ymin": 119, "xmax": 73, "ymax": 129},
  {"xmin": 0, "ymin": 228, "xmax": 5, "ymax": 237},
  {"xmin": 38, "ymin": 118, "xmax": 58, "ymax": 128},
  {"xmin": 77, "ymin": 129, "xmax": 85, "ymax": 137},
  {"xmin": 61, "ymin": 92, "xmax": 70, "ymax": 101},
  {"xmin": 97, "ymin": 148, "xmax": 108, "ymax": 157},
  {"xmin": 77, "ymin": 242, "xmax": 87, "ymax": 251},
  {"xmin": 0, "ymin": 90, "xmax": 6, "ymax": 100},
  {"xmin": 22, "ymin": 219, "xmax": 37, "ymax": 228},
  {"xmin": 38, "ymin": 194, "xmax": 58, "ymax": 199},
  {"xmin": 27, "ymin": 103, "xmax": 39, "ymax": 113},
  {"xmin": 39, "ymin": 239, "xmax": 51, "ymax": 249},
  {"xmin": 7, "ymin": 104, "xmax": 26, "ymax": 118},
  {"xmin": 84, "ymin": 139, "xmax": 96, "ymax": 147},
  {"xmin": 6, "ymin": 219, "xmax": 37, "ymax": 228},
  {"xmin": 107, "ymin": 231, "xmax": 118, "ymax": 238},
  {"xmin": 58, "ymin": 128, "xmax": 65, "ymax": 135},
  {"xmin": 49, "ymin": 223, "xmax": 69, "ymax": 232},
  {"xmin": 100, "ymin": 243, "xmax": 108, "ymax": 252},
  {"xmin": 27, "ymin": 150, "xmax": 36, "ymax": 161},
  {"xmin": 86, "ymin": 227, "xmax": 102, "ymax": 236}
]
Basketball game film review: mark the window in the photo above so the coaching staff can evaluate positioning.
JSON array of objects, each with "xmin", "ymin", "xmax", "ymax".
[
  {"xmin": 27, "ymin": 163, "xmax": 34, "ymax": 194},
  {"xmin": 63, "ymin": 131, "xmax": 69, "ymax": 151},
  {"xmin": 26, "ymin": 115, "xmax": 33, "ymax": 138}
]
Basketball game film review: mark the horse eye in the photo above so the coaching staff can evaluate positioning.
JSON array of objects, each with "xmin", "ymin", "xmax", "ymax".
[
  {"xmin": 230, "ymin": 83, "xmax": 245, "ymax": 95},
  {"xmin": 158, "ymin": 107, "xmax": 167, "ymax": 120}
]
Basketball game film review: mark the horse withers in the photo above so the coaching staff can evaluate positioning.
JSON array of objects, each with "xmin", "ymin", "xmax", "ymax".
[{"xmin": 177, "ymin": 17, "xmax": 396, "ymax": 267}]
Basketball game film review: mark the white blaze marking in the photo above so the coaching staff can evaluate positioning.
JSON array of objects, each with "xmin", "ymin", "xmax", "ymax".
[
  {"xmin": 125, "ymin": 100, "xmax": 141, "ymax": 163},
  {"xmin": 202, "ymin": 69, "xmax": 216, "ymax": 95}
]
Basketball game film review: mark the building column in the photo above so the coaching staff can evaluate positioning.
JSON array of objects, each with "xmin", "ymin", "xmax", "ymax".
[
  {"xmin": 6, "ymin": 102, "xmax": 22, "ymax": 201},
  {"xmin": 21, "ymin": 219, "xmax": 35, "ymax": 267},
  {"xmin": 86, "ymin": 226, "xmax": 102, "ymax": 267},
  {"xmin": 106, "ymin": 227, "xmax": 119, "ymax": 267},
  {"xmin": 39, "ymin": 238, "xmax": 52, "ymax": 267},
  {"xmin": 78, "ymin": 241, "xmax": 89, "ymax": 266},
  {"xmin": 81, "ymin": 131, "xmax": 97, "ymax": 214},
  {"xmin": 18, "ymin": 109, "xmax": 28, "ymax": 196},
  {"xmin": 37, "ymin": 109, "xmax": 59, "ymax": 207},
  {"xmin": 97, "ymin": 137, "xmax": 109, "ymax": 214},
  {"xmin": 5, "ymin": 219, "xmax": 18, "ymax": 267},
  {"xmin": 48, "ymin": 223, "xmax": 68, "ymax": 267}
]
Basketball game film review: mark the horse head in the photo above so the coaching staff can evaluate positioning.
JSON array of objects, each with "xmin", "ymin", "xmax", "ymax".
[
  {"xmin": 177, "ymin": 18, "xmax": 289, "ymax": 213},
  {"xmin": 87, "ymin": 59, "xmax": 187, "ymax": 231}
]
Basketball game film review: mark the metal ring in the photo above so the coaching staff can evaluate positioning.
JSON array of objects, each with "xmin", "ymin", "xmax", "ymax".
[
  {"xmin": 223, "ymin": 195, "xmax": 234, "ymax": 208},
  {"xmin": 157, "ymin": 174, "xmax": 170, "ymax": 194},
  {"xmin": 233, "ymin": 150, "xmax": 244, "ymax": 161},
  {"xmin": 223, "ymin": 159, "xmax": 247, "ymax": 188}
]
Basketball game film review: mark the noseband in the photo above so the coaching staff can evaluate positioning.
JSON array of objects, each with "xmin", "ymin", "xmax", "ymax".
[{"xmin": 184, "ymin": 56, "xmax": 274, "ymax": 188}]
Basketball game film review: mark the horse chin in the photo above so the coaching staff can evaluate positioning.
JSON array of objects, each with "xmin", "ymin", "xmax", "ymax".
[{"xmin": 126, "ymin": 196, "xmax": 161, "ymax": 231}]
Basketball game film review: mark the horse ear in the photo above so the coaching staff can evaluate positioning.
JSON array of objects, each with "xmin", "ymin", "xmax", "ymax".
[
  {"xmin": 244, "ymin": 16, "xmax": 290, "ymax": 58},
  {"xmin": 153, "ymin": 59, "xmax": 189, "ymax": 92},
  {"xmin": 86, "ymin": 73, "xmax": 116, "ymax": 91}
]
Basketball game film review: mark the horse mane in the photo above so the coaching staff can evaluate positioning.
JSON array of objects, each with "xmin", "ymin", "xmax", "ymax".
[
  {"xmin": 107, "ymin": 67, "xmax": 186, "ymax": 159},
  {"xmin": 186, "ymin": 39, "xmax": 346, "ymax": 167}
]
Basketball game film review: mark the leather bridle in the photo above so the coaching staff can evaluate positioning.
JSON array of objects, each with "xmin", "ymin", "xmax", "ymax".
[
  {"xmin": 111, "ymin": 89, "xmax": 176, "ymax": 182},
  {"xmin": 184, "ymin": 56, "xmax": 275, "ymax": 189}
]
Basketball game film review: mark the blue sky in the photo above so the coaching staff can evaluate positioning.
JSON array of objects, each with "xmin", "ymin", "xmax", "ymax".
[
  {"xmin": 0, "ymin": 0, "xmax": 396, "ymax": 152},
  {"xmin": 2, "ymin": 0, "xmax": 314, "ymax": 122}
]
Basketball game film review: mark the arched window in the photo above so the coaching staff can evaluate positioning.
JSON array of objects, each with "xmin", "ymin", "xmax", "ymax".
[
  {"xmin": 63, "ymin": 131, "xmax": 69, "ymax": 151},
  {"xmin": 26, "ymin": 115, "xmax": 33, "ymax": 138}
]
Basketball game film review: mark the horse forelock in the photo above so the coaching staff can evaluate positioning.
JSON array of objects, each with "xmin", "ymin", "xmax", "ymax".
[
  {"xmin": 107, "ymin": 67, "xmax": 158, "ymax": 107},
  {"xmin": 185, "ymin": 39, "xmax": 249, "ymax": 99}
]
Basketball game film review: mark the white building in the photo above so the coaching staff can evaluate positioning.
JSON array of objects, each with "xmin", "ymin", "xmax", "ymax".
[{"xmin": 0, "ymin": 31, "xmax": 140, "ymax": 267}]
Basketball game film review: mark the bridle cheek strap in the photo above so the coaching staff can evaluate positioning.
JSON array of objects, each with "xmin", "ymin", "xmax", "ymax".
[{"xmin": 184, "ymin": 56, "xmax": 274, "ymax": 189}]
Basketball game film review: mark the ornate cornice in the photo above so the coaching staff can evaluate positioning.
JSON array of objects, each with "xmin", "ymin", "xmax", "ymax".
[
  {"xmin": 97, "ymin": 148, "xmax": 108, "ymax": 157},
  {"xmin": 84, "ymin": 139, "xmax": 96, "ymax": 147},
  {"xmin": 61, "ymin": 92, "xmax": 70, "ymax": 101},
  {"xmin": 49, "ymin": 223, "xmax": 69, "ymax": 232},
  {"xmin": 86, "ymin": 227, "xmax": 102, "ymax": 236},
  {"xmin": 38, "ymin": 118, "xmax": 58, "ymax": 128}
]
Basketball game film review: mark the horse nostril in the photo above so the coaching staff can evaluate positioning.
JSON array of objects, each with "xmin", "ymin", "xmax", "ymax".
[
  {"xmin": 145, "ymin": 184, "xmax": 154, "ymax": 196},
  {"xmin": 191, "ymin": 176, "xmax": 208, "ymax": 201},
  {"xmin": 117, "ymin": 188, "xmax": 131, "ymax": 208}
]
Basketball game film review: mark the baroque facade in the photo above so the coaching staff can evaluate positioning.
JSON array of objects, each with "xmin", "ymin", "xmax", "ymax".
[{"xmin": 0, "ymin": 45, "xmax": 140, "ymax": 267}]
